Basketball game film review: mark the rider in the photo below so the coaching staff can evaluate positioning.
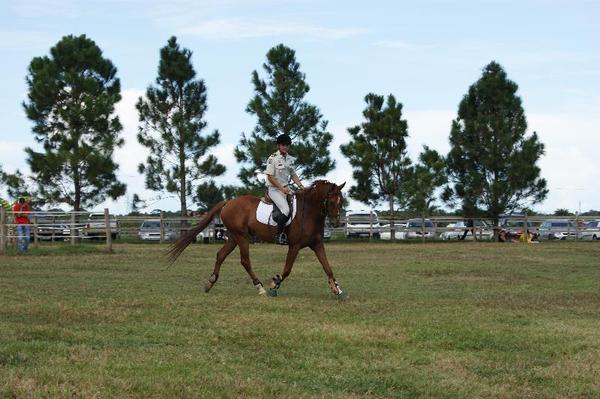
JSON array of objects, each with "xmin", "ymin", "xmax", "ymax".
[{"xmin": 265, "ymin": 134, "xmax": 304, "ymax": 244}]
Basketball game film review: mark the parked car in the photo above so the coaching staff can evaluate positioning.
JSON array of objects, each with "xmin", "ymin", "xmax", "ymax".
[
  {"xmin": 404, "ymin": 218, "xmax": 437, "ymax": 239},
  {"xmin": 538, "ymin": 219, "xmax": 579, "ymax": 240},
  {"xmin": 498, "ymin": 219, "xmax": 535, "ymax": 240},
  {"xmin": 323, "ymin": 225, "xmax": 331, "ymax": 240},
  {"xmin": 579, "ymin": 220, "xmax": 600, "ymax": 240},
  {"xmin": 345, "ymin": 210, "xmax": 381, "ymax": 238},
  {"xmin": 82, "ymin": 212, "xmax": 118, "ymax": 239},
  {"xmin": 379, "ymin": 222, "xmax": 407, "ymax": 240},
  {"xmin": 138, "ymin": 219, "xmax": 176, "ymax": 241},
  {"xmin": 34, "ymin": 211, "xmax": 71, "ymax": 241},
  {"xmin": 441, "ymin": 220, "xmax": 494, "ymax": 240},
  {"xmin": 196, "ymin": 218, "xmax": 227, "ymax": 243}
]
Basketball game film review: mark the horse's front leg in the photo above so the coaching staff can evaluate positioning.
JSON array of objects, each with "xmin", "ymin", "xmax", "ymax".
[
  {"xmin": 268, "ymin": 244, "xmax": 301, "ymax": 297},
  {"xmin": 310, "ymin": 241, "xmax": 348, "ymax": 300}
]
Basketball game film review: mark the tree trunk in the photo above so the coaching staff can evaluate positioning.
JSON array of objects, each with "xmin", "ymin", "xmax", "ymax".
[
  {"xmin": 388, "ymin": 194, "xmax": 395, "ymax": 240},
  {"xmin": 73, "ymin": 164, "xmax": 81, "ymax": 243},
  {"xmin": 179, "ymin": 139, "xmax": 188, "ymax": 237}
]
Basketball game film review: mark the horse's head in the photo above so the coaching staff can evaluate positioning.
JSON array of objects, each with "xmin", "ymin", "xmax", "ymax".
[{"xmin": 324, "ymin": 182, "xmax": 346, "ymax": 227}]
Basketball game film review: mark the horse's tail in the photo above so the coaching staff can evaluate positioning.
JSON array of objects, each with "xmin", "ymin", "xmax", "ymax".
[{"xmin": 166, "ymin": 201, "xmax": 228, "ymax": 263}]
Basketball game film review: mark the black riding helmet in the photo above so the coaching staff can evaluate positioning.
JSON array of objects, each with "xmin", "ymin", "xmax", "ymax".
[{"xmin": 276, "ymin": 134, "xmax": 292, "ymax": 146}]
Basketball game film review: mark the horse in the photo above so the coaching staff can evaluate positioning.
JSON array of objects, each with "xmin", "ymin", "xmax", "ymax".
[{"xmin": 167, "ymin": 180, "xmax": 347, "ymax": 298}]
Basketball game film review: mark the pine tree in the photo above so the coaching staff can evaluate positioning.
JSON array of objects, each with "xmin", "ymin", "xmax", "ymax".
[
  {"xmin": 0, "ymin": 169, "xmax": 35, "ymax": 203},
  {"xmin": 192, "ymin": 181, "xmax": 240, "ymax": 212},
  {"xmin": 22, "ymin": 34, "xmax": 126, "ymax": 211},
  {"xmin": 404, "ymin": 146, "xmax": 447, "ymax": 216},
  {"xmin": 446, "ymin": 61, "xmax": 548, "ymax": 225},
  {"xmin": 340, "ymin": 93, "xmax": 411, "ymax": 239},
  {"xmin": 235, "ymin": 44, "xmax": 334, "ymax": 190},
  {"xmin": 137, "ymin": 37, "xmax": 225, "ymax": 218}
]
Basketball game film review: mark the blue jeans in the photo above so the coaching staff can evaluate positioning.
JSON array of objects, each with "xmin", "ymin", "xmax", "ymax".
[{"xmin": 16, "ymin": 224, "xmax": 30, "ymax": 253}]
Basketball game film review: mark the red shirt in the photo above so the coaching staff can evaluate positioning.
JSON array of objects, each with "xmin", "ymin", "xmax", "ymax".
[{"xmin": 13, "ymin": 202, "xmax": 30, "ymax": 225}]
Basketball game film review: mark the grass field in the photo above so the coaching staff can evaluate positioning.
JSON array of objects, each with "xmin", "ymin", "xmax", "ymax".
[{"xmin": 1, "ymin": 241, "xmax": 599, "ymax": 398}]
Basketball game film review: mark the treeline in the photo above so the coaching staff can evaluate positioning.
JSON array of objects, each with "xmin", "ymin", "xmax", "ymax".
[{"xmin": 1, "ymin": 34, "xmax": 550, "ymax": 225}]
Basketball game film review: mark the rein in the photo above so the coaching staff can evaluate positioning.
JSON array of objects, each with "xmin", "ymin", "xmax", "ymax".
[
  {"xmin": 321, "ymin": 186, "xmax": 333, "ymax": 217},
  {"xmin": 297, "ymin": 181, "xmax": 340, "ymax": 221}
]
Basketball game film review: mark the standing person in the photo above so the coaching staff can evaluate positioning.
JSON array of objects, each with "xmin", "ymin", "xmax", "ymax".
[
  {"xmin": 12, "ymin": 197, "xmax": 31, "ymax": 254},
  {"xmin": 265, "ymin": 134, "xmax": 304, "ymax": 245},
  {"xmin": 460, "ymin": 203, "xmax": 478, "ymax": 241},
  {"xmin": 460, "ymin": 218, "xmax": 476, "ymax": 240}
]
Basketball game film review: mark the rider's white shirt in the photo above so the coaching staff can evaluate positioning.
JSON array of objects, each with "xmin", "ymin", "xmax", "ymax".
[{"xmin": 265, "ymin": 151, "xmax": 297, "ymax": 188}]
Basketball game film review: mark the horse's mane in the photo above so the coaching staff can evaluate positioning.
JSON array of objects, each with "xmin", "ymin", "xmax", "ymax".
[{"xmin": 298, "ymin": 180, "xmax": 334, "ymax": 200}]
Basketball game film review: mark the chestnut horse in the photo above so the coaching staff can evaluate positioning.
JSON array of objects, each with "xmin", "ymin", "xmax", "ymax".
[{"xmin": 167, "ymin": 180, "xmax": 347, "ymax": 298}]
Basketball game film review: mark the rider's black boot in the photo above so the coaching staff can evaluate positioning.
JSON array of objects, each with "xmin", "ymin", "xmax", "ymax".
[
  {"xmin": 276, "ymin": 219, "xmax": 288, "ymax": 245},
  {"xmin": 273, "ymin": 213, "xmax": 289, "ymax": 245}
]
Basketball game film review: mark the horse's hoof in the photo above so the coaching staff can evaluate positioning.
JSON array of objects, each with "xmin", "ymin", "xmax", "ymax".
[
  {"xmin": 336, "ymin": 291, "xmax": 349, "ymax": 301},
  {"xmin": 258, "ymin": 287, "xmax": 267, "ymax": 296},
  {"xmin": 267, "ymin": 288, "xmax": 278, "ymax": 297},
  {"xmin": 204, "ymin": 282, "xmax": 213, "ymax": 293}
]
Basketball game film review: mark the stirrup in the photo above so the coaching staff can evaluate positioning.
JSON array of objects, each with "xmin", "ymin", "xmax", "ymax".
[{"xmin": 277, "ymin": 232, "xmax": 288, "ymax": 245}]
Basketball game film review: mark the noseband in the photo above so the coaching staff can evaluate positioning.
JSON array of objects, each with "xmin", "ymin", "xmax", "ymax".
[{"xmin": 321, "ymin": 185, "xmax": 340, "ymax": 218}]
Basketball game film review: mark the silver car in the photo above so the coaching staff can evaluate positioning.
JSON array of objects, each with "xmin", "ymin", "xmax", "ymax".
[
  {"xmin": 138, "ymin": 219, "xmax": 176, "ymax": 241},
  {"xmin": 405, "ymin": 218, "xmax": 436, "ymax": 239},
  {"xmin": 538, "ymin": 219, "xmax": 578, "ymax": 240},
  {"xmin": 579, "ymin": 220, "xmax": 600, "ymax": 240},
  {"xmin": 441, "ymin": 220, "xmax": 494, "ymax": 240}
]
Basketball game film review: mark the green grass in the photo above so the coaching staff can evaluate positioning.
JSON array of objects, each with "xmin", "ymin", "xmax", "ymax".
[{"xmin": 1, "ymin": 241, "xmax": 599, "ymax": 398}]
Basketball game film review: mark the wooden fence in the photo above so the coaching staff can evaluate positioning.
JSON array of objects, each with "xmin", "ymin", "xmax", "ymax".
[{"xmin": 1, "ymin": 208, "xmax": 598, "ymax": 254}]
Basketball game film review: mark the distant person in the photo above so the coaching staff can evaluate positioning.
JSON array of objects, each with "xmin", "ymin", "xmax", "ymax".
[
  {"xmin": 497, "ymin": 228, "xmax": 509, "ymax": 242},
  {"xmin": 460, "ymin": 218, "xmax": 477, "ymax": 241},
  {"xmin": 12, "ymin": 197, "xmax": 31, "ymax": 254}
]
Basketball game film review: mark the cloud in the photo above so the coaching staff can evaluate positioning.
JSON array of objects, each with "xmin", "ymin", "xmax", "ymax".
[
  {"xmin": 108, "ymin": 88, "xmax": 152, "ymax": 213},
  {"xmin": 0, "ymin": 140, "xmax": 30, "ymax": 171},
  {"xmin": 529, "ymin": 111, "xmax": 600, "ymax": 212},
  {"xmin": 212, "ymin": 143, "xmax": 238, "ymax": 183},
  {"xmin": 326, "ymin": 108, "xmax": 600, "ymax": 213},
  {"xmin": 178, "ymin": 18, "xmax": 366, "ymax": 41}
]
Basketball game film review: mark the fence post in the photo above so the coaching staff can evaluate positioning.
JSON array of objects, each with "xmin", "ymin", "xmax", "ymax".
[
  {"xmin": 51, "ymin": 214, "xmax": 56, "ymax": 242},
  {"xmin": 524, "ymin": 213, "xmax": 529, "ymax": 242},
  {"xmin": 421, "ymin": 213, "xmax": 425, "ymax": 244},
  {"xmin": 33, "ymin": 215, "xmax": 39, "ymax": 249},
  {"xmin": 369, "ymin": 211, "xmax": 373, "ymax": 240},
  {"xmin": 104, "ymin": 208, "xmax": 113, "ymax": 253},
  {"xmin": 0, "ymin": 207, "xmax": 6, "ymax": 254},
  {"xmin": 71, "ymin": 211, "xmax": 76, "ymax": 245},
  {"xmin": 160, "ymin": 211, "xmax": 165, "ymax": 243}
]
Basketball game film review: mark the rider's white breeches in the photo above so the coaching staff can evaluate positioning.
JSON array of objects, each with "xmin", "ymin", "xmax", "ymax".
[{"xmin": 268, "ymin": 187, "xmax": 289, "ymax": 216}]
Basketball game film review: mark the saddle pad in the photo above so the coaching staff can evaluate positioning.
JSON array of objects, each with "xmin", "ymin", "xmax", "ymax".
[{"xmin": 256, "ymin": 196, "xmax": 297, "ymax": 226}]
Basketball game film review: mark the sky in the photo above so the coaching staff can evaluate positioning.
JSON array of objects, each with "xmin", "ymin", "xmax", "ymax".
[{"xmin": 1, "ymin": 0, "xmax": 599, "ymax": 214}]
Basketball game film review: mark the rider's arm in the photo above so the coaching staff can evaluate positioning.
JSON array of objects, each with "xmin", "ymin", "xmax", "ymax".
[
  {"xmin": 291, "ymin": 174, "xmax": 304, "ymax": 190},
  {"xmin": 267, "ymin": 174, "xmax": 289, "ymax": 193}
]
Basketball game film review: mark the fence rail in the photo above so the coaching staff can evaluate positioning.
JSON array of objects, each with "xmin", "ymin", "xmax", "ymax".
[{"xmin": 1, "ymin": 208, "xmax": 598, "ymax": 254}]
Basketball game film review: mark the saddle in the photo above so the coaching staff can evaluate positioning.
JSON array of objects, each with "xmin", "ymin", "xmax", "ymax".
[{"xmin": 261, "ymin": 191, "xmax": 294, "ymax": 224}]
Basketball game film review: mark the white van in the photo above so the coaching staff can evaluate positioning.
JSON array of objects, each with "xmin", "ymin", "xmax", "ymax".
[{"xmin": 345, "ymin": 210, "xmax": 380, "ymax": 238}]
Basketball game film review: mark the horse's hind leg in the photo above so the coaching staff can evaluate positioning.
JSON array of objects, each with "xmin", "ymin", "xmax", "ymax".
[
  {"xmin": 234, "ymin": 233, "xmax": 266, "ymax": 295},
  {"xmin": 205, "ymin": 237, "xmax": 237, "ymax": 293}
]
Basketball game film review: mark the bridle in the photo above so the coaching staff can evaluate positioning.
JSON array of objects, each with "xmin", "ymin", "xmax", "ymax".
[{"xmin": 321, "ymin": 184, "xmax": 342, "ymax": 220}]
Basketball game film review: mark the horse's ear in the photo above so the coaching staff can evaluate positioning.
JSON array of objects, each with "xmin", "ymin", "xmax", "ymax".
[{"xmin": 338, "ymin": 182, "xmax": 346, "ymax": 190}]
